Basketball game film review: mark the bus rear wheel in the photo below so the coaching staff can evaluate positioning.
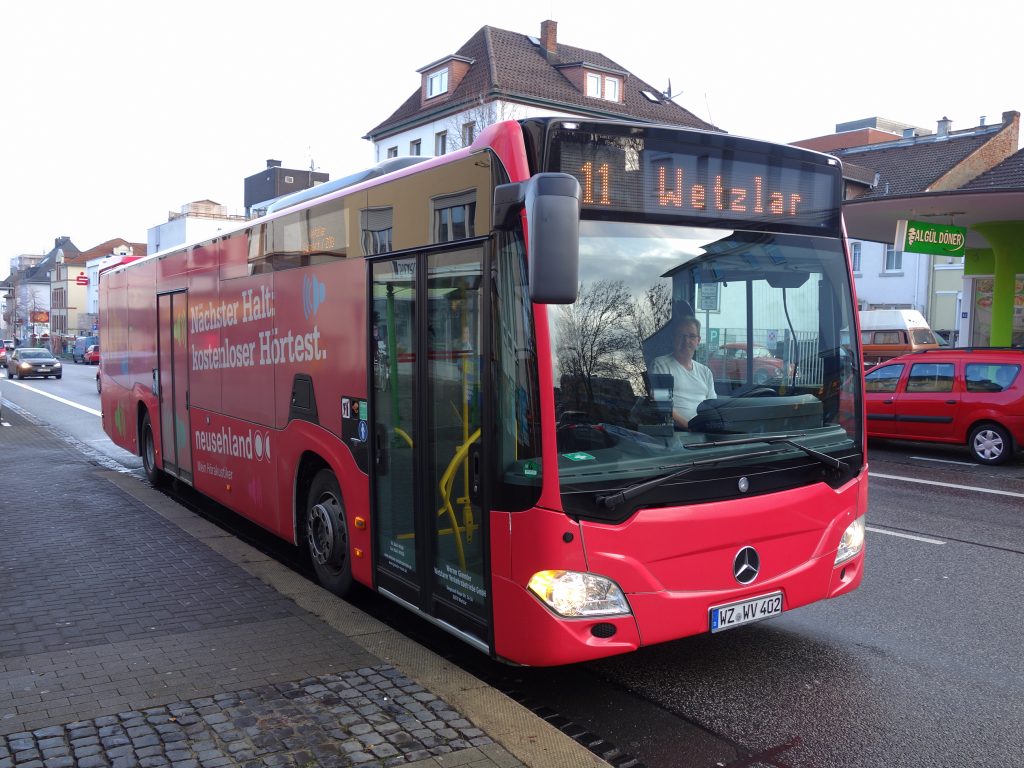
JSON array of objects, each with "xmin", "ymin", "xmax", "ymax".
[
  {"xmin": 305, "ymin": 469, "xmax": 353, "ymax": 596},
  {"xmin": 140, "ymin": 412, "xmax": 167, "ymax": 487}
]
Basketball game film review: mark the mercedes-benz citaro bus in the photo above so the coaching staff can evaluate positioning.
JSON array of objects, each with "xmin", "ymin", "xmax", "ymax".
[{"xmin": 99, "ymin": 118, "xmax": 866, "ymax": 666}]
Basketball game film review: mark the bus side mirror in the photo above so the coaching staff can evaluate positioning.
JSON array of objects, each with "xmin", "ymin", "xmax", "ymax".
[{"xmin": 493, "ymin": 173, "xmax": 580, "ymax": 305}]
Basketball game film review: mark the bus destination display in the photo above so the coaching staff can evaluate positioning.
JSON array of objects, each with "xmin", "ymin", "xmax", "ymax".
[{"xmin": 553, "ymin": 129, "xmax": 840, "ymax": 229}]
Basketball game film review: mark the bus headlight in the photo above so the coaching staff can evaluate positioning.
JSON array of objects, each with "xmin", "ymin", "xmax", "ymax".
[
  {"xmin": 526, "ymin": 570, "xmax": 631, "ymax": 617},
  {"xmin": 835, "ymin": 516, "xmax": 865, "ymax": 565}
]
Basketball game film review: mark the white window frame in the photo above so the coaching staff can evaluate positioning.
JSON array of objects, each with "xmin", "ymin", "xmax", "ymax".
[
  {"xmin": 586, "ymin": 72, "xmax": 621, "ymax": 101},
  {"xmin": 409, "ymin": 139, "xmax": 421, "ymax": 156},
  {"xmin": 386, "ymin": 146, "xmax": 398, "ymax": 158},
  {"xmin": 604, "ymin": 76, "xmax": 620, "ymax": 101},
  {"xmin": 461, "ymin": 121, "xmax": 476, "ymax": 146},
  {"xmin": 851, "ymin": 241, "xmax": 861, "ymax": 273},
  {"xmin": 885, "ymin": 244, "xmax": 903, "ymax": 272},
  {"xmin": 434, "ymin": 131, "xmax": 447, "ymax": 156},
  {"xmin": 426, "ymin": 68, "xmax": 449, "ymax": 98}
]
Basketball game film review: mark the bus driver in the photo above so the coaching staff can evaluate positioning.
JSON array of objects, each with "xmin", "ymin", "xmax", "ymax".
[{"xmin": 651, "ymin": 317, "xmax": 717, "ymax": 430}]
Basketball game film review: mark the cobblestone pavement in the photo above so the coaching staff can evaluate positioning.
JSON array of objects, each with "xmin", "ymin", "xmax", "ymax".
[{"xmin": 0, "ymin": 668, "xmax": 494, "ymax": 768}]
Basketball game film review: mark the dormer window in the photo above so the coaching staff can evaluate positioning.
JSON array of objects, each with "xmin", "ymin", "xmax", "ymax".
[
  {"xmin": 426, "ymin": 68, "xmax": 449, "ymax": 98},
  {"xmin": 586, "ymin": 71, "xmax": 621, "ymax": 101}
]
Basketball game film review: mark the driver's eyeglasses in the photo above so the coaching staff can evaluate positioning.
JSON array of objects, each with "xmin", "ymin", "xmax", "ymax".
[{"xmin": 678, "ymin": 334, "xmax": 700, "ymax": 341}]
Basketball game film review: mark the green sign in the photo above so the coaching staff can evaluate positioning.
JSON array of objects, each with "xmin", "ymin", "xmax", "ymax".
[{"xmin": 896, "ymin": 219, "xmax": 966, "ymax": 257}]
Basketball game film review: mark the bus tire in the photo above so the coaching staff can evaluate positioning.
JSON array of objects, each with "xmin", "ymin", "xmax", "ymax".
[
  {"xmin": 305, "ymin": 469, "xmax": 353, "ymax": 596},
  {"xmin": 140, "ymin": 412, "xmax": 168, "ymax": 487}
]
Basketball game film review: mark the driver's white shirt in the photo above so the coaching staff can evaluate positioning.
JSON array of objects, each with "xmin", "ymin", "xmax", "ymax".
[{"xmin": 650, "ymin": 355, "xmax": 717, "ymax": 421}]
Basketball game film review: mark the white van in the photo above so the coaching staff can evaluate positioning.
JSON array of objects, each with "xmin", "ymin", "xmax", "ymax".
[{"xmin": 859, "ymin": 309, "xmax": 939, "ymax": 367}]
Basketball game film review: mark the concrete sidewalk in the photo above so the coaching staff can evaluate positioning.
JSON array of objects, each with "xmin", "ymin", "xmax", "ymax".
[{"xmin": 0, "ymin": 404, "xmax": 609, "ymax": 768}]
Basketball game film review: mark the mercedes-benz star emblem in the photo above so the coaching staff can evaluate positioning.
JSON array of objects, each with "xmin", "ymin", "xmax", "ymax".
[{"xmin": 733, "ymin": 546, "xmax": 760, "ymax": 585}]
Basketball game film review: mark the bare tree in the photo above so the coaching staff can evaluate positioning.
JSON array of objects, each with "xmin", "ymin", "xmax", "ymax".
[
  {"xmin": 621, "ymin": 282, "xmax": 672, "ymax": 391},
  {"xmin": 445, "ymin": 99, "xmax": 525, "ymax": 151},
  {"xmin": 554, "ymin": 280, "xmax": 633, "ymax": 406}
]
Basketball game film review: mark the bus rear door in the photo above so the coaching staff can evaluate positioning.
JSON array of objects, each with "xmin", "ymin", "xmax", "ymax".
[{"xmin": 157, "ymin": 290, "xmax": 193, "ymax": 483}]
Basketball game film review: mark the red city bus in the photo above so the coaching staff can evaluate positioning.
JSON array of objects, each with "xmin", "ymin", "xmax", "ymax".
[{"xmin": 100, "ymin": 118, "xmax": 866, "ymax": 666}]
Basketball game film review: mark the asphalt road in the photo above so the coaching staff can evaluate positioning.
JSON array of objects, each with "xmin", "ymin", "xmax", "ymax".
[{"xmin": 3, "ymin": 368, "xmax": 1022, "ymax": 768}]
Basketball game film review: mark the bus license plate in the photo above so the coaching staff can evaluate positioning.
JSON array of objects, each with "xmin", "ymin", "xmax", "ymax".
[{"xmin": 710, "ymin": 592, "xmax": 783, "ymax": 633}]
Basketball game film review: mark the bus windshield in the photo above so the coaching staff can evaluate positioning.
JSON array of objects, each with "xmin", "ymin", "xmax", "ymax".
[{"xmin": 546, "ymin": 220, "xmax": 861, "ymax": 518}]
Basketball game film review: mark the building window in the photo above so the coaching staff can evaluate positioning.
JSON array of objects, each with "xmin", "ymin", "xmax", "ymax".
[
  {"xmin": 461, "ymin": 121, "xmax": 476, "ymax": 146},
  {"xmin": 433, "ymin": 191, "xmax": 477, "ymax": 243},
  {"xmin": 586, "ymin": 72, "xmax": 621, "ymax": 101},
  {"xmin": 427, "ymin": 68, "xmax": 449, "ymax": 98},
  {"xmin": 851, "ymin": 242, "xmax": 861, "ymax": 272},
  {"xmin": 410, "ymin": 139, "xmax": 421, "ymax": 156},
  {"xmin": 434, "ymin": 131, "xmax": 447, "ymax": 156},
  {"xmin": 387, "ymin": 146, "xmax": 398, "ymax": 158},
  {"xmin": 605, "ymin": 76, "xmax": 619, "ymax": 101},
  {"xmin": 284, "ymin": 175, "xmax": 294, "ymax": 184},
  {"xmin": 885, "ymin": 244, "xmax": 903, "ymax": 272}
]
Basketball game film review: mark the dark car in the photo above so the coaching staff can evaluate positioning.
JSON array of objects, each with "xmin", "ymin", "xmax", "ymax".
[
  {"xmin": 84, "ymin": 344, "xmax": 100, "ymax": 364},
  {"xmin": 5, "ymin": 347, "xmax": 63, "ymax": 379},
  {"xmin": 864, "ymin": 348, "xmax": 1024, "ymax": 464}
]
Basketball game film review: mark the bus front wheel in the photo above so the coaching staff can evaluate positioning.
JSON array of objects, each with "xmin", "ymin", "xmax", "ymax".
[{"xmin": 305, "ymin": 469, "xmax": 353, "ymax": 596}]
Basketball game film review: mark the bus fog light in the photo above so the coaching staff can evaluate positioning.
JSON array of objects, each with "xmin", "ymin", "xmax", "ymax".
[
  {"xmin": 526, "ymin": 570, "xmax": 631, "ymax": 617},
  {"xmin": 835, "ymin": 516, "xmax": 865, "ymax": 565}
]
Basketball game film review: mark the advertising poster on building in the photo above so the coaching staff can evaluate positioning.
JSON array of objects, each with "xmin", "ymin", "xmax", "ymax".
[{"xmin": 972, "ymin": 277, "xmax": 1024, "ymax": 346}]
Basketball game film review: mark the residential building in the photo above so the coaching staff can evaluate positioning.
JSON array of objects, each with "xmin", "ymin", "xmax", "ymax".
[
  {"xmin": 364, "ymin": 20, "xmax": 716, "ymax": 163},
  {"xmin": 77, "ymin": 239, "xmax": 147, "ymax": 338},
  {"xmin": 794, "ymin": 111, "xmax": 1021, "ymax": 344},
  {"xmin": 1, "ymin": 254, "xmax": 43, "ymax": 342}
]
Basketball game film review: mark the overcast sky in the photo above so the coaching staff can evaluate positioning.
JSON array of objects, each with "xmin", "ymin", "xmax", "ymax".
[{"xmin": 2, "ymin": 0, "xmax": 1020, "ymax": 273}]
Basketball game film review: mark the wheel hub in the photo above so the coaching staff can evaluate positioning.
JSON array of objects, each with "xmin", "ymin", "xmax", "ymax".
[
  {"xmin": 308, "ymin": 501, "xmax": 336, "ymax": 566},
  {"xmin": 974, "ymin": 430, "xmax": 1003, "ymax": 460}
]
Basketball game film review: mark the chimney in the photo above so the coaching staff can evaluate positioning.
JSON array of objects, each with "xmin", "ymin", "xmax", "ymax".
[
  {"xmin": 979, "ymin": 115, "xmax": 986, "ymax": 126},
  {"xmin": 267, "ymin": 159, "xmax": 282, "ymax": 168},
  {"xmin": 937, "ymin": 116, "xmax": 952, "ymax": 136},
  {"xmin": 540, "ymin": 20, "xmax": 557, "ymax": 54}
]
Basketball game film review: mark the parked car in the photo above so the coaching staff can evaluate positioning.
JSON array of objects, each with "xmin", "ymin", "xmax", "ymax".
[
  {"xmin": 84, "ymin": 344, "xmax": 100, "ymax": 364},
  {"xmin": 72, "ymin": 335, "xmax": 99, "ymax": 364},
  {"xmin": 864, "ymin": 348, "xmax": 1024, "ymax": 464},
  {"xmin": 5, "ymin": 347, "xmax": 63, "ymax": 380},
  {"xmin": 706, "ymin": 343, "xmax": 791, "ymax": 385},
  {"xmin": 0, "ymin": 340, "xmax": 13, "ymax": 365}
]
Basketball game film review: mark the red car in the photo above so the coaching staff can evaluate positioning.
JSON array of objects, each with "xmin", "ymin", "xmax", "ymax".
[
  {"xmin": 84, "ymin": 344, "xmax": 100, "ymax": 364},
  {"xmin": 706, "ymin": 343, "xmax": 791, "ymax": 386},
  {"xmin": 864, "ymin": 348, "xmax": 1024, "ymax": 464}
]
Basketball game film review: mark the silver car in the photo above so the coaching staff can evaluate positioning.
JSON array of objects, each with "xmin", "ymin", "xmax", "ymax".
[{"xmin": 5, "ymin": 347, "xmax": 63, "ymax": 379}]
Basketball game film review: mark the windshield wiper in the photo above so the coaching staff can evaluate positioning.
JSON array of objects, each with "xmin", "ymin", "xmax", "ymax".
[
  {"xmin": 685, "ymin": 434, "xmax": 849, "ymax": 471},
  {"xmin": 594, "ymin": 448, "xmax": 781, "ymax": 511}
]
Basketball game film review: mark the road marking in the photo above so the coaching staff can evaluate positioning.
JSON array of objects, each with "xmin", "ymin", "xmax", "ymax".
[
  {"xmin": 870, "ymin": 471, "xmax": 1024, "ymax": 499},
  {"xmin": 2, "ymin": 380, "xmax": 101, "ymax": 416},
  {"xmin": 909, "ymin": 455, "xmax": 975, "ymax": 466},
  {"xmin": 866, "ymin": 526, "xmax": 945, "ymax": 545}
]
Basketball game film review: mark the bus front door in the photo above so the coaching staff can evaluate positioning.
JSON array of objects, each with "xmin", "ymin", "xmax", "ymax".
[
  {"xmin": 156, "ymin": 290, "xmax": 192, "ymax": 483},
  {"xmin": 370, "ymin": 246, "xmax": 489, "ymax": 648}
]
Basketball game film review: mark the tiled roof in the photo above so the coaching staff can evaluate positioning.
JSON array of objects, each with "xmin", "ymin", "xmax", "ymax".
[
  {"xmin": 366, "ymin": 25, "xmax": 716, "ymax": 139},
  {"xmin": 834, "ymin": 131, "xmax": 994, "ymax": 198},
  {"xmin": 960, "ymin": 147, "xmax": 1024, "ymax": 190},
  {"xmin": 73, "ymin": 238, "xmax": 147, "ymax": 264}
]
